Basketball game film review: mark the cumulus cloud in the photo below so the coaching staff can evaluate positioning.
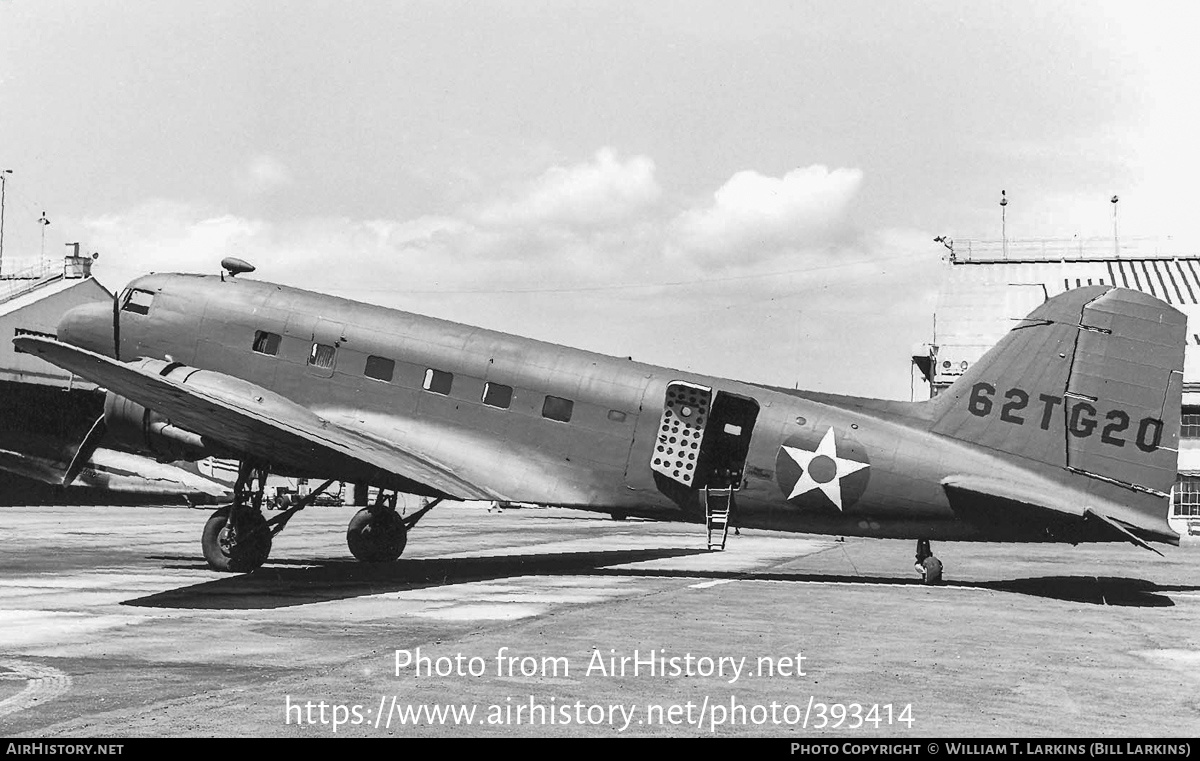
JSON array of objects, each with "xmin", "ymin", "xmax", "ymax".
[
  {"xmin": 78, "ymin": 154, "xmax": 882, "ymax": 310},
  {"xmin": 80, "ymin": 203, "xmax": 453, "ymax": 288},
  {"xmin": 476, "ymin": 148, "xmax": 661, "ymax": 228},
  {"xmin": 77, "ymin": 200, "xmax": 635, "ymax": 298},
  {"xmin": 671, "ymin": 165, "xmax": 863, "ymax": 260},
  {"xmin": 236, "ymin": 154, "xmax": 292, "ymax": 195},
  {"xmin": 83, "ymin": 200, "xmax": 267, "ymax": 275},
  {"xmin": 69, "ymin": 152, "xmax": 943, "ymax": 398}
]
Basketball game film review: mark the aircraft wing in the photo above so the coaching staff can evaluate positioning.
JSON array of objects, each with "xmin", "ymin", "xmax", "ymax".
[
  {"xmin": 0, "ymin": 448, "xmax": 79, "ymax": 487},
  {"xmin": 13, "ymin": 337, "xmax": 497, "ymax": 501},
  {"xmin": 941, "ymin": 474, "xmax": 1172, "ymax": 551}
]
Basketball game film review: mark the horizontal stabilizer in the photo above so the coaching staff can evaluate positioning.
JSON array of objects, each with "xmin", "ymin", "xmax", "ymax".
[
  {"xmin": 942, "ymin": 474, "xmax": 1176, "ymax": 549},
  {"xmin": 1084, "ymin": 509, "xmax": 1162, "ymax": 555}
]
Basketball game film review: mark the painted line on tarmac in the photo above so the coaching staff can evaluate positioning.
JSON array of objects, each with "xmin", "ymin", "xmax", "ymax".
[{"xmin": 0, "ymin": 659, "xmax": 71, "ymax": 718}]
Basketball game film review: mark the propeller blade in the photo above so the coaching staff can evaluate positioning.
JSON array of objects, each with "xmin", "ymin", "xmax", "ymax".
[{"xmin": 63, "ymin": 414, "xmax": 108, "ymax": 487}]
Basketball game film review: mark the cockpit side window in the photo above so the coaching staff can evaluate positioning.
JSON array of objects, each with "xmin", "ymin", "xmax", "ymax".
[{"xmin": 120, "ymin": 288, "xmax": 156, "ymax": 315}]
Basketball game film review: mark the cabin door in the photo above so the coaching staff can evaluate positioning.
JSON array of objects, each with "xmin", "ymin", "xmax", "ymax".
[{"xmin": 695, "ymin": 391, "xmax": 759, "ymax": 489}]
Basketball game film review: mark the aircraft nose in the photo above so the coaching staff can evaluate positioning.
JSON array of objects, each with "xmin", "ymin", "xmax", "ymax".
[{"xmin": 58, "ymin": 301, "xmax": 115, "ymax": 358}]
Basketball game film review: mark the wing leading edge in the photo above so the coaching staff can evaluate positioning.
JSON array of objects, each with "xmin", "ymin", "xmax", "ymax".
[{"xmin": 13, "ymin": 336, "xmax": 497, "ymax": 502}]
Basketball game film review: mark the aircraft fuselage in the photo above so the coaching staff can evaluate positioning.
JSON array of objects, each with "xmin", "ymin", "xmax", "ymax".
[{"xmin": 54, "ymin": 273, "xmax": 1176, "ymax": 544}]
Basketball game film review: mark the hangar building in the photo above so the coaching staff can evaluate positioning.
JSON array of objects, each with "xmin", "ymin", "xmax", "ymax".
[
  {"xmin": 914, "ymin": 238, "xmax": 1200, "ymax": 538},
  {"xmin": 0, "ymin": 254, "xmax": 111, "ymax": 503},
  {"xmin": 0, "ymin": 253, "xmax": 108, "ymax": 388}
]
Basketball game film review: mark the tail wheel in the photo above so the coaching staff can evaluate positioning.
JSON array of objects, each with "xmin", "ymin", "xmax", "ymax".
[
  {"xmin": 347, "ymin": 507, "xmax": 408, "ymax": 562},
  {"xmin": 202, "ymin": 506, "xmax": 272, "ymax": 573},
  {"xmin": 920, "ymin": 556, "xmax": 943, "ymax": 585}
]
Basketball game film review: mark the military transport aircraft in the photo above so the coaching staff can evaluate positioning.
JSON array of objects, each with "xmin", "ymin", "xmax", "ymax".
[{"xmin": 13, "ymin": 258, "xmax": 1186, "ymax": 584}]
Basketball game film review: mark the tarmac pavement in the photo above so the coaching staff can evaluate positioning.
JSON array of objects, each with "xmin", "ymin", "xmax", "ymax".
[{"xmin": 1, "ymin": 502, "xmax": 1198, "ymax": 737}]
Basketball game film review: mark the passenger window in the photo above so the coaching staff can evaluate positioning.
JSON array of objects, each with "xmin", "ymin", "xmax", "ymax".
[
  {"xmin": 423, "ymin": 368, "xmax": 453, "ymax": 395},
  {"xmin": 482, "ymin": 382, "xmax": 513, "ymax": 409},
  {"xmin": 252, "ymin": 330, "xmax": 282, "ymax": 356},
  {"xmin": 121, "ymin": 288, "xmax": 155, "ymax": 315},
  {"xmin": 542, "ymin": 395, "xmax": 574, "ymax": 423},
  {"xmin": 364, "ymin": 355, "xmax": 394, "ymax": 382},
  {"xmin": 309, "ymin": 343, "xmax": 337, "ymax": 369}
]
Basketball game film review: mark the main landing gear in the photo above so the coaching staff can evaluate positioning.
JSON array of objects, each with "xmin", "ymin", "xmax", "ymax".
[
  {"xmin": 200, "ymin": 462, "xmax": 445, "ymax": 572},
  {"xmin": 203, "ymin": 462, "xmax": 340, "ymax": 572},
  {"xmin": 346, "ymin": 493, "xmax": 441, "ymax": 563},
  {"xmin": 914, "ymin": 539, "xmax": 943, "ymax": 585},
  {"xmin": 202, "ymin": 462, "xmax": 277, "ymax": 572}
]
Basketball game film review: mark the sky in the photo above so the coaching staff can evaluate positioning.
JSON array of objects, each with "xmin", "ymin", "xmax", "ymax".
[{"xmin": 1, "ymin": 0, "xmax": 1197, "ymax": 399}]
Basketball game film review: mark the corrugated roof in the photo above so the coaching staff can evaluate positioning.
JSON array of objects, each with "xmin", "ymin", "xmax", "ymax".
[
  {"xmin": 932, "ymin": 256, "xmax": 1200, "ymax": 386},
  {"xmin": 946, "ymin": 258, "xmax": 1200, "ymax": 306}
]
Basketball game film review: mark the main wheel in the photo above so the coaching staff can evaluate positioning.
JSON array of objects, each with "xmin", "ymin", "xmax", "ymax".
[
  {"xmin": 202, "ymin": 506, "xmax": 272, "ymax": 572},
  {"xmin": 347, "ymin": 508, "xmax": 408, "ymax": 562},
  {"xmin": 920, "ymin": 556, "xmax": 943, "ymax": 585}
]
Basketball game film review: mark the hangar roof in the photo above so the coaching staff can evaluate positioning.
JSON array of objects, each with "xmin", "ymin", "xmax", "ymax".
[
  {"xmin": 928, "ymin": 241, "xmax": 1200, "ymax": 390},
  {"xmin": 0, "ymin": 275, "xmax": 93, "ymax": 317},
  {"xmin": 0, "ymin": 273, "xmax": 111, "ymax": 388}
]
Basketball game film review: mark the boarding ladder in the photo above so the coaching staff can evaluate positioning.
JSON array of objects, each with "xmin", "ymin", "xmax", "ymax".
[{"xmin": 702, "ymin": 486, "xmax": 735, "ymax": 550}]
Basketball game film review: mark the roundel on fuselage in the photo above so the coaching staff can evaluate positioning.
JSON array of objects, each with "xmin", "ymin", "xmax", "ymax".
[{"xmin": 774, "ymin": 426, "xmax": 870, "ymax": 512}]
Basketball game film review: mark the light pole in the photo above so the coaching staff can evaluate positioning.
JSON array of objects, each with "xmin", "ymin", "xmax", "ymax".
[
  {"xmin": 0, "ymin": 169, "xmax": 11, "ymax": 278},
  {"xmin": 1111, "ymin": 195, "xmax": 1120, "ymax": 257},
  {"xmin": 1000, "ymin": 190, "xmax": 1008, "ymax": 260},
  {"xmin": 38, "ymin": 211, "xmax": 50, "ymax": 261}
]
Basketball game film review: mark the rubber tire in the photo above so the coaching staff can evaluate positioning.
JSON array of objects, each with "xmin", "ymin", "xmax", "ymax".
[
  {"xmin": 202, "ymin": 506, "xmax": 272, "ymax": 573},
  {"xmin": 347, "ymin": 508, "xmax": 408, "ymax": 562},
  {"xmin": 921, "ymin": 556, "xmax": 943, "ymax": 585}
]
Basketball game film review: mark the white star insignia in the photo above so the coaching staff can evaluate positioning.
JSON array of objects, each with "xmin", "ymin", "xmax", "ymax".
[{"xmin": 781, "ymin": 427, "xmax": 870, "ymax": 511}]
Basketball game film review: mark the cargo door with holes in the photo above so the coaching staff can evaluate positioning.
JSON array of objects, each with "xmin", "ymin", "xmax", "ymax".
[
  {"xmin": 641, "ymin": 381, "xmax": 760, "ymax": 494},
  {"xmin": 647, "ymin": 381, "xmax": 712, "ymax": 487}
]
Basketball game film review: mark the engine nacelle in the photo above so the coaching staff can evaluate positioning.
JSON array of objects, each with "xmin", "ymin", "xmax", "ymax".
[
  {"xmin": 103, "ymin": 358, "xmax": 250, "ymax": 462},
  {"xmin": 103, "ymin": 357, "xmax": 319, "ymax": 465},
  {"xmin": 104, "ymin": 391, "xmax": 215, "ymax": 462}
]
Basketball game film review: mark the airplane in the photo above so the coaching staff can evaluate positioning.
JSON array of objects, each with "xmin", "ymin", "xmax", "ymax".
[{"xmin": 12, "ymin": 257, "xmax": 1185, "ymax": 583}]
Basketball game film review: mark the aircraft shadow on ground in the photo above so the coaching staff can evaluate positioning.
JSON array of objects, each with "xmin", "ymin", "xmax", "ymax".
[
  {"xmin": 591, "ymin": 568, "xmax": 1193, "ymax": 608},
  {"xmin": 127, "ymin": 550, "xmax": 1197, "ymax": 609},
  {"xmin": 124, "ymin": 548, "xmax": 709, "ymax": 609}
]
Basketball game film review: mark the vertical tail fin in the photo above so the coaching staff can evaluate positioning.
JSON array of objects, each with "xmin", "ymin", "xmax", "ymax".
[{"xmin": 930, "ymin": 285, "xmax": 1185, "ymax": 497}]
